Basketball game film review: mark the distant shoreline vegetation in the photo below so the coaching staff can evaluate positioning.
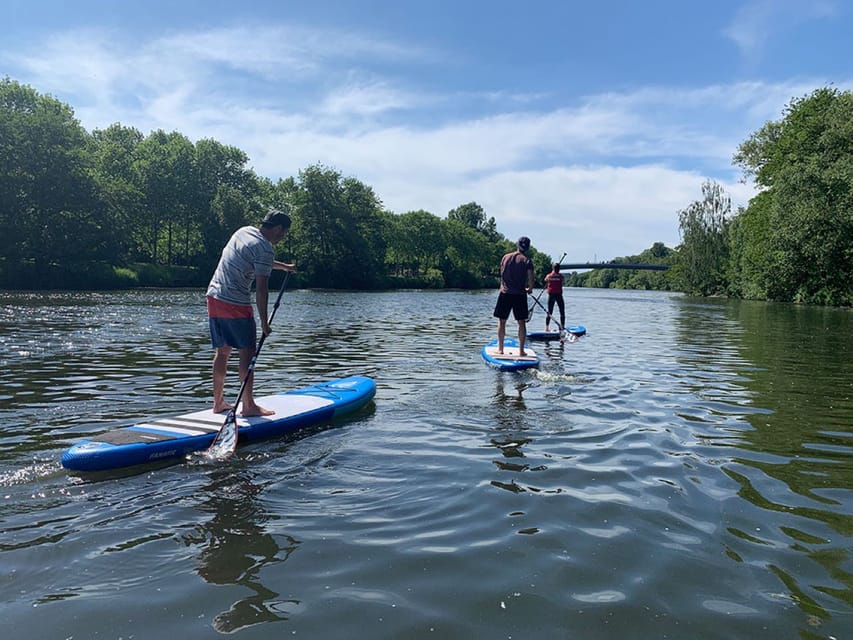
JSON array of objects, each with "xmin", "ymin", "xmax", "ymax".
[{"xmin": 1, "ymin": 78, "xmax": 850, "ymax": 305}]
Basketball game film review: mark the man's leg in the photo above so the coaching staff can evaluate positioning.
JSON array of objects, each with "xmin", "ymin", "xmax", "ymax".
[
  {"xmin": 518, "ymin": 320, "xmax": 527, "ymax": 356},
  {"xmin": 212, "ymin": 346, "xmax": 232, "ymax": 413},
  {"xmin": 237, "ymin": 346, "xmax": 274, "ymax": 417}
]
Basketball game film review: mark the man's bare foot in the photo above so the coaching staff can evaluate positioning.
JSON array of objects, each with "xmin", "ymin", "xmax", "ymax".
[
  {"xmin": 213, "ymin": 402, "xmax": 233, "ymax": 414},
  {"xmin": 241, "ymin": 404, "xmax": 275, "ymax": 417},
  {"xmin": 519, "ymin": 351, "xmax": 526, "ymax": 357},
  {"xmin": 497, "ymin": 350, "xmax": 504, "ymax": 354}
]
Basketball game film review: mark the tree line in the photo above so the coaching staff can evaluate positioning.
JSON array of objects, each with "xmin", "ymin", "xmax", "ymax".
[
  {"xmin": 675, "ymin": 87, "xmax": 851, "ymax": 307},
  {"xmin": 1, "ymin": 78, "xmax": 557, "ymax": 290},
  {"xmin": 1, "ymin": 78, "xmax": 849, "ymax": 306},
  {"xmin": 568, "ymin": 88, "xmax": 852, "ymax": 307}
]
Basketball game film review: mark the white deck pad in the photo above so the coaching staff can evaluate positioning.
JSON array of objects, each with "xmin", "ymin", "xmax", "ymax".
[
  {"xmin": 483, "ymin": 346, "xmax": 539, "ymax": 361},
  {"xmin": 138, "ymin": 394, "xmax": 335, "ymax": 437}
]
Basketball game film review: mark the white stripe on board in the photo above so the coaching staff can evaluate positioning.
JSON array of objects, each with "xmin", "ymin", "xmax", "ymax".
[
  {"xmin": 136, "ymin": 423, "xmax": 208, "ymax": 437},
  {"xmin": 151, "ymin": 418, "xmax": 221, "ymax": 432}
]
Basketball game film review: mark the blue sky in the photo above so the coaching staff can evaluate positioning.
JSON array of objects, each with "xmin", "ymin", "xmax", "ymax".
[{"xmin": 3, "ymin": 0, "xmax": 851, "ymax": 262}]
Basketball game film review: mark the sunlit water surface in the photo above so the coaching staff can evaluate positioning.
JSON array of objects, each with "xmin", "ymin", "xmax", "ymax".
[{"xmin": 0, "ymin": 288, "xmax": 850, "ymax": 639}]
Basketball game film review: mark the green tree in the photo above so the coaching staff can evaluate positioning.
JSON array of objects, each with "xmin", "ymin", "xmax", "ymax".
[
  {"xmin": 342, "ymin": 177, "xmax": 387, "ymax": 288},
  {"xmin": 289, "ymin": 164, "xmax": 384, "ymax": 288},
  {"xmin": 394, "ymin": 210, "xmax": 446, "ymax": 280},
  {"xmin": 677, "ymin": 179, "xmax": 731, "ymax": 296},
  {"xmin": 447, "ymin": 201, "xmax": 499, "ymax": 241},
  {"xmin": 0, "ymin": 78, "xmax": 114, "ymax": 270},
  {"xmin": 727, "ymin": 195, "xmax": 775, "ymax": 299},
  {"xmin": 733, "ymin": 87, "xmax": 853, "ymax": 305},
  {"xmin": 201, "ymin": 184, "xmax": 253, "ymax": 274},
  {"xmin": 442, "ymin": 219, "xmax": 496, "ymax": 287},
  {"xmin": 89, "ymin": 123, "xmax": 145, "ymax": 260},
  {"xmin": 194, "ymin": 139, "xmax": 260, "ymax": 266},
  {"xmin": 133, "ymin": 130, "xmax": 198, "ymax": 264}
]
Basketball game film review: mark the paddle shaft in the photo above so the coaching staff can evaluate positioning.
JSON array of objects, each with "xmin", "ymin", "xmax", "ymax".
[{"xmin": 212, "ymin": 271, "xmax": 291, "ymax": 445}]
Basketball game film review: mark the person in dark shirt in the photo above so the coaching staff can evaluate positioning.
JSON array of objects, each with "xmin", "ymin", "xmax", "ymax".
[{"xmin": 493, "ymin": 236, "xmax": 535, "ymax": 355}]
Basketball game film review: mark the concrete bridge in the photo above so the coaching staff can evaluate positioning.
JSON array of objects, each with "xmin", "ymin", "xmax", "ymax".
[{"xmin": 559, "ymin": 262, "xmax": 670, "ymax": 271}]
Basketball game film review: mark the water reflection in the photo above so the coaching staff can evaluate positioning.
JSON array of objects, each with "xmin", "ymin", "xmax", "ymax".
[
  {"xmin": 729, "ymin": 300, "xmax": 852, "ymax": 631},
  {"xmin": 493, "ymin": 375, "xmax": 532, "ymax": 407},
  {"xmin": 2, "ymin": 289, "xmax": 851, "ymax": 639},
  {"xmin": 674, "ymin": 296, "xmax": 853, "ymax": 632},
  {"xmin": 488, "ymin": 376, "xmax": 535, "ymax": 496},
  {"xmin": 181, "ymin": 471, "xmax": 300, "ymax": 633}
]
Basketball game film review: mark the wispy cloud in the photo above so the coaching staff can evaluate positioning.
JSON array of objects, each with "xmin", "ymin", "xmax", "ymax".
[
  {"xmin": 724, "ymin": 0, "xmax": 839, "ymax": 58},
  {"xmin": 6, "ymin": 29, "xmax": 129, "ymax": 104},
  {"xmin": 319, "ymin": 78, "xmax": 422, "ymax": 118},
  {"xmin": 152, "ymin": 24, "xmax": 430, "ymax": 79}
]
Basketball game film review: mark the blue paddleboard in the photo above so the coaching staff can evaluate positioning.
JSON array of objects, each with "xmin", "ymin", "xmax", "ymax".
[
  {"xmin": 481, "ymin": 338, "xmax": 540, "ymax": 371},
  {"xmin": 61, "ymin": 376, "xmax": 376, "ymax": 472},
  {"xmin": 528, "ymin": 324, "xmax": 587, "ymax": 341}
]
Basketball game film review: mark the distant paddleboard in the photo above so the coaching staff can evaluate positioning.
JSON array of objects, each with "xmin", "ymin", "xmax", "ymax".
[
  {"xmin": 481, "ymin": 338, "xmax": 540, "ymax": 371},
  {"xmin": 528, "ymin": 324, "xmax": 587, "ymax": 341}
]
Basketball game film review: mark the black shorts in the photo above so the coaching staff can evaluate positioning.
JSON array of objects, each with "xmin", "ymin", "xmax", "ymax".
[{"xmin": 493, "ymin": 292, "xmax": 529, "ymax": 321}]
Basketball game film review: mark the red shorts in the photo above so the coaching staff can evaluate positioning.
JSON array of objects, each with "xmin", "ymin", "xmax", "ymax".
[{"xmin": 207, "ymin": 296, "xmax": 255, "ymax": 349}]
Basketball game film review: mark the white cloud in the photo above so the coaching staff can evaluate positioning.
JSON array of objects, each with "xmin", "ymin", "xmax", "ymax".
[
  {"xmin": 4, "ymin": 22, "xmax": 841, "ymax": 260},
  {"xmin": 371, "ymin": 164, "xmax": 757, "ymax": 262}
]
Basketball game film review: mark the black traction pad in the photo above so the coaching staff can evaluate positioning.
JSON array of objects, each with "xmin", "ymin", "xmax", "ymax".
[{"xmin": 92, "ymin": 428, "xmax": 179, "ymax": 445}]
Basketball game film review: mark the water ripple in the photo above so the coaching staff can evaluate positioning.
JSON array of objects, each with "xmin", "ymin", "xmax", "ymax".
[{"xmin": 0, "ymin": 289, "xmax": 850, "ymax": 639}]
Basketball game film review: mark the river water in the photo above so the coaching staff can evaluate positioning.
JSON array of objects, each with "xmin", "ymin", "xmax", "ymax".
[{"xmin": 0, "ymin": 287, "xmax": 850, "ymax": 639}]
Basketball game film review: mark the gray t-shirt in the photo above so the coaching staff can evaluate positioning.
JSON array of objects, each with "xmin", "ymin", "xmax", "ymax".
[{"xmin": 206, "ymin": 226, "xmax": 274, "ymax": 305}]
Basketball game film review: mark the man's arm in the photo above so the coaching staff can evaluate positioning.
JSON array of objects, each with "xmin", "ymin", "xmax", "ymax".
[
  {"xmin": 255, "ymin": 274, "xmax": 271, "ymax": 335},
  {"xmin": 273, "ymin": 260, "xmax": 296, "ymax": 272}
]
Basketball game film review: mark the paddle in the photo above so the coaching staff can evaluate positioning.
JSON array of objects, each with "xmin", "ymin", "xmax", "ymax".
[
  {"xmin": 528, "ymin": 293, "xmax": 577, "ymax": 344},
  {"xmin": 528, "ymin": 252, "xmax": 566, "ymax": 318},
  {"xmin": 206, "ymin": 271, "xmax": 291, "ymax": 459}
]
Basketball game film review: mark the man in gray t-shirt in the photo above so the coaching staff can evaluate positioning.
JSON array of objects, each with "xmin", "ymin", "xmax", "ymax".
[{"xmin": 206, "ymin": 209, "xmax": 296, "ymax": 416}]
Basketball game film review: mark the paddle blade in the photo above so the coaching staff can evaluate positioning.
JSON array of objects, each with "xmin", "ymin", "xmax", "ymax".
[
  {"xmin": 205, "ymin": 412, "xmax": 238, "ymax": 460},
  {"xmin": 560, "ymin": 330, "xmax": 578, "ymax": 344}
]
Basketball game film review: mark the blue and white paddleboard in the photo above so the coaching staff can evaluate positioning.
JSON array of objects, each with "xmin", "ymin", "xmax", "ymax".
[
  {"xmin": 61, "ymin": 376, "xmax": 376, "ymax": 472},
  {"xmin": 528, "ymin": 324, "xmax": 587, "ymax": 341},
  {"xmin": 481, "ymin": 338, "xmax": 540, "ymax": 371}
]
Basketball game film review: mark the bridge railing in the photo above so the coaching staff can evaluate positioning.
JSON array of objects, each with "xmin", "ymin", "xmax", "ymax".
[{"xmin": 559, "ymin": 262, "xmax": 669, "ymax": 271}]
